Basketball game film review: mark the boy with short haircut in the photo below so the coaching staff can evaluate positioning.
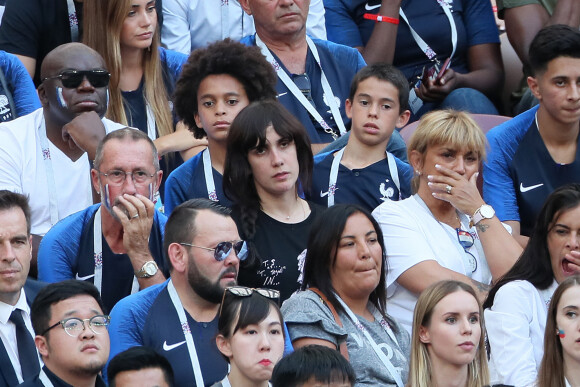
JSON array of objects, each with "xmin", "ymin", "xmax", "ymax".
[
  {"xmin": 309, "ymin": 64, "xmax": 412, "ymax": 211},
  {"xmin": 271, "ymin": 345, "xmax": 355, "ymax": 387},
  {"xmin": 164, "ymin": 39, "xmax": 277, "ymax": 213},
  {"xmin": 484, "ymin": 24, "xmax": 580, "ymax": 246}
]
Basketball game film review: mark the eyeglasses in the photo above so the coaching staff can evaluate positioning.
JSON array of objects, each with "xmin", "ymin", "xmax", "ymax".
[
  {"xmin": 179, "ymin": 240, "xmax": 248, "ymax": 261},
  {"xmin": 43, "ymin": 69, "xmax": 111, "ymax": 88},
  {"xmin": 42, "ymin": 315, "xmax": 110, "ymax": 337},
  {"xmin": 98, "ymin": 169, "xmax": 156, "ymax": 186},
  {"xmin": 220, "ymin": 286, "xmax": 280, "ymax": 316},
  {"xmin": 456, "ymin": 229, "xmax": 477, "ymax": 273}
]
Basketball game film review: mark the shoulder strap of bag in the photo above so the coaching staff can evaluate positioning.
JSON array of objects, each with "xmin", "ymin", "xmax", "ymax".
[{"xmin": 309, "ymin": 287, "xmax": 349, "ymax": 361}]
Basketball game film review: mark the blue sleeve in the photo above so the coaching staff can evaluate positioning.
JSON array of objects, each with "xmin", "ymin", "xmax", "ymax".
[
  {"xmin": 483, "ymin": 107, "xmax": 537, "ymax": 222},
  {"xmin": 0, "ymin": 51, "xmax": 40, "ymax": 117},
  {"xmin": 463, "ymin": 0, "xmax": 500, "ymax": 46},
  {"xmin": 37, "ymin": 207, "xmax": 95, "ymax": 282},
  {"xmin": 164, "ymin": 168, "xmax": 188, "ymax": 215},
  {"xmin": 324, "ymin": 0, "xmax": 364, "ymax": 47},
  {"xmin": 355, "ymin": 50, "xmax": 366, "ymax": 71},
  {"xmin": 159, "ymin": 47, "xmax": 188, "ymax": 78},
  {"xmin": 395, "ymin": 157, "xmax": 413, "ymax": 199}
]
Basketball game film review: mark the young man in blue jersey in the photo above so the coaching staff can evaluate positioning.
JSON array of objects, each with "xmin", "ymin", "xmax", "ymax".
[
  {"xmin": 309, "ymin": 63, "xmax": 412, "ymax": 211},
  {"xmin": 484, "ymin": 25, "xmax": 580, "ymax": 247},
  {"xmin": 164, "ymin": 39, "xmax": 277, "ymax": 213}
]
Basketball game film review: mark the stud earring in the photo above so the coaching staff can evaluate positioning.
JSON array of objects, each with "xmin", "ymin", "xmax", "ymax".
[{"xmin": 557, "ymin": 329, "xmax": 565, "ymax": 338}]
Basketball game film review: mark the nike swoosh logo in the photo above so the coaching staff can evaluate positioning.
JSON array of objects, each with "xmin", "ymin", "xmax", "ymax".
[
  {"xmin": 75, "ymin": 273, "xmax": 95, "ymax": 281},
  {"xmin": 163, "ymin": 340, "xmax": 186, "ymax": 351},
  {"xmin": 520, "ymin": 183, "xmax": 544, "ymax": 193},
  {"xmin": 320, "ymin": 190, "xmax": 329, "ymax": 197},
  {"xmin": 277, "ymin": 92, "xmax": 288, "ymax": 98},
  {"xmin": 365, "ymin": 3, "xmax": 381, "ymax": 10}
]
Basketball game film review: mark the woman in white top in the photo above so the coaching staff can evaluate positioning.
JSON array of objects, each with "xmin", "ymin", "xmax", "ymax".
[
  {"xmin": 484, "ymin": 184, "xmax": 580, "ymax": 386},
  {"xmin": 537, "ymin": 275, "xmax": 580, "ymax": 387},
  {"xmin": 372, "ymin": 110, "xmax": 521, "ymax": 333}
]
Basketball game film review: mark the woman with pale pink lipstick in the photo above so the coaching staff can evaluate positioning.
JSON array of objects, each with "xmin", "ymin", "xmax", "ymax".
[
  {"xmin": 484, "ymin": 184, "xmax": 580, "ymax": 387},
  {"xmin": 407, "ymin": 280, "xmax": 489, "ymax": 387},
  {"xmin": 83, "ymin": 0, "xmax": 207, "ymax": 202},
  {"xmin": 223, "ymin": 100, "xmax": 323, "ymax": 303},
  {"xmin": 212, "ymin": 286, "xmax": 286, "ymax": 387},
  {"xmin": 538, "ymin": 275, "xmax": 580, "ymax": 387}
]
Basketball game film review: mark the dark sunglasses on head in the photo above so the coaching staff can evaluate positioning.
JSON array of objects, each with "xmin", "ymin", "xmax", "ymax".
[
  {"xmin": 179, "ymin": 240, "xmax": 248, "ymax": 262},
  {"xmin": 220, "ymin": 286, "xmax": 280, "ymax": 316},
  {"xmin": 43, "ymin": 69, "xmax": 111, "ymax": 88}
]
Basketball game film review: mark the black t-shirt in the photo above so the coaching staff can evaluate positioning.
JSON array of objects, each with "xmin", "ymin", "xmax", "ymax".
[
  {"xmin": 234, "ymin": 202, "xmax": 323, "ymax": 302},
  {"xmin": 0, "ymin": 0, "xmax": 83, "ymax": 86}
]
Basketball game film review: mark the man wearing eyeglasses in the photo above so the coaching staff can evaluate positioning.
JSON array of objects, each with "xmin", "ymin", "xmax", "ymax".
[
  {"xmin": 0, "ymin": 43, "xmax": 125, "ymax": 278},
  {"xmin": 106, "ymin": 198, "xmax": 246, "ymax": 387},
  {"xmin": 37, "ymin": 128, "xmax": 169, "ymax": 313},
  {"xmin": 19, "ymin": 280, "xmax": 110, "ymax": 387}
]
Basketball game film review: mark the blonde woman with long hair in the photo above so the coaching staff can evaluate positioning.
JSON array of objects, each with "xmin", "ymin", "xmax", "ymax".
[
  {"xmin": 83, "ymin": 0, "xmax": 206, "ymax": 198},
  {"xmin": 408, "ymin": 280, "xmax": 489, "ymax": 387}
]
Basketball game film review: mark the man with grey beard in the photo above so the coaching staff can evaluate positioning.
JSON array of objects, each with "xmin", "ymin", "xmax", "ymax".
[
  {"xmin": 106, "ymin": 199, "xmax": 247, "ymax": 387},
  {"xmin": 37, "ymin": 128, "xmax": 169, "ymax": 312}
]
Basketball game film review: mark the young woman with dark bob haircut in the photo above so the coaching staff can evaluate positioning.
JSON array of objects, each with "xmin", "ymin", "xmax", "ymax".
[
  {"xmin": 484, "ymin": 184, "xmax": 580, "ymax": 386},
  {"xmin": 223, "ymin": 100, "xmax": 321, "ymax": 302},
  {"xmin": 282, "ymin": 204, "xmax": 410, "ymax": 386}
]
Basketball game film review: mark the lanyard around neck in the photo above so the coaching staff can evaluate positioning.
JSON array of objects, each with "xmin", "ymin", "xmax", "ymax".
[
  {"xmin": 93, "ymin": 208, "xmax": 139, "ymax": 295},
  {"xmin": 167, "ymin": 280, "xmax": 206, "ymax": 387},
  {"xmin": 202, "ymin": 148, "xmax": 218, "ymax": 201},
  {"xmin": 333, "ymin": 294, "xmax": 404, "ymax": 387},
  {"xmin": 255, "ymin": 34, "xmax": 346, "ymax": 140},
  {"xmin": 398, "ymin": 0, "xmax": 457, "ymax": 64},
  {"xmin": 327, "ymin": 148, "xmax": 400, "ymax": 207},
  {"xmin": 66, "ymin": 0, "xmax": 79, "ymax": 42}
]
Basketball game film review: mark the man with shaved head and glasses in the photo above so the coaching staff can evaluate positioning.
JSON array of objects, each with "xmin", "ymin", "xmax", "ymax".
[
  {"xmin": 38, "ymin": 128, "xmax": 169, "ymax": 313},
  {"xmin": 107, "ymin": 198, "xmax": 247, "ymax": 387},
  {"xmin": 20, "ymin": 280, "xmax": 110, "ymax": 387},
  {"xmin": 0, "ymin": 42, "xmax": 125, "ymax": 277}
]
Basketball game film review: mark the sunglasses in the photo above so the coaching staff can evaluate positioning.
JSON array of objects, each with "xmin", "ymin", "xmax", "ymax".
[
  {"xmin": 43, "ymin": 69, "xmax": 111, "ymax": 88},
  {"xmin": 220, "ymin": 286, "xmax": 280, "ymax": 316},
  {"xmin": 456, "ymin": 229, "xmax": 477, "ymax": 273},
  {"xmin": 179, "ymin": 240, "xmax": 248, "ymax": 261}
]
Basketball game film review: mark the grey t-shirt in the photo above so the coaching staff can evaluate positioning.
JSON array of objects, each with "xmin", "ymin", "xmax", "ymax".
[{"xmin": 281, "ymin": 290, "xmax": 410, "ymax": 386}]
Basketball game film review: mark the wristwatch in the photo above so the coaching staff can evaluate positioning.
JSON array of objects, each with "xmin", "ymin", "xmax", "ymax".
[
  {"xmin": 135, "ymin": 261, "xmax": 158, "ymax": 278},
  {"xmin": 469, "ymin": 204, "xmax": 495, "ymax": 228}
]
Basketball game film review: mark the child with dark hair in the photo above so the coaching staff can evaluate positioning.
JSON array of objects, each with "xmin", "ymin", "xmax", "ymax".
[
  {"xmin": 271, "ymin": 345, "xmax": 356, "ymax": 387},
  {"xmin": 164, "ymin": 39, "xmax": 277, "ymax": 213},
  {"xmin": 213, "ymin": 287, "xmax": 285, "ymax": 387},
  {"xmin": 309, "ymin": 63, "xmax": 412, "ymax": 212}
]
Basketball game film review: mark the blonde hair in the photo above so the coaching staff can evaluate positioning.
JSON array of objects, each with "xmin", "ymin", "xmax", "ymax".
[
  {"xmin": 83, "ymin": 0, "xmax": 173, "ymax": 138},
  {"xmin": 408, "ymin": 110, "xmax": 487, "ymax": 193},
  {"xmin": 407, "ymin": 281, "xmax": 489, "ymax": 387},
  {"xmin": 537, "ymin": 275, "xmax": 580, "ymax": 387}
]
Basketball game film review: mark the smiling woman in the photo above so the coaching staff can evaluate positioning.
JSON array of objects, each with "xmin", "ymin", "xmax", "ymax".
[{"xmin": 281, "ymin": 204, "xmax": 410, "ymax": 386}]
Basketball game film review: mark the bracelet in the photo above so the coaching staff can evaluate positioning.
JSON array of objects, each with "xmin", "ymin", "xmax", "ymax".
[{"xmin": 363, "ymin": 13, "xmax": 399, "ymax": 24}]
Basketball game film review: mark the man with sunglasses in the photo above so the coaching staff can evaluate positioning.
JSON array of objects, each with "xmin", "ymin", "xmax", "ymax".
[
  {"xmin": 0, "ymin": 43, "xmax": 124, "ymax": 278},
  {"xmin": 107, "ymin": 198, "xmax": 247, "ymax": 387},
  {"xmin": 20, "ymin": 280, "xmax": 110, "ymax": 387},
  {"xmin": 37, "ymin": 128, "xmax": 169, "ymax": 313}
]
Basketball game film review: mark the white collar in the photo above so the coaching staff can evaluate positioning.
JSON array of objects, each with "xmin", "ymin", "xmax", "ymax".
[{"xmin": 0, "ymin": 288, "xmax": 30, "ymax": 324}]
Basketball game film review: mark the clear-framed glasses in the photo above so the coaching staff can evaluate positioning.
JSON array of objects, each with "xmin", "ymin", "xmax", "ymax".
[
  {"xmin": 220, "ymin": 286, "xmax": 280, "ymax": 316},
  {"xmin": 42, "ymin": 69, "xmax": 111, "ymax": 88},
  {"xmin": 98, "ymin": 169, "xmax": 156, "ymax": 186},
  {"xmin": 179, "ymin": 240, "xmax": 248, "ymax": 262},
  {"xmin": 456, "ymin": 229, "xmax": 477, "ymax": 273},
  {"xmin": 42, "ymin": 315, "xmax": 111, "ymax": 337}
]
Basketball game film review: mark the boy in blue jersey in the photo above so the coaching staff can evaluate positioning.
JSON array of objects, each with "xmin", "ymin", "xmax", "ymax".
[
  {"xmin": 164, "ymin": 39, "xmax": 277, "ymax": 213},
  {"xmin": 309, "ymin": 63, "xmax": 412, "ymax": 211},
  {"xmin": 484, "ymin": 25, "xmax": 580, "ymax": 247}
]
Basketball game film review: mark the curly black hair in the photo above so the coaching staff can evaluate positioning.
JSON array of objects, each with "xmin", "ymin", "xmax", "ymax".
[{"xmin": 173, "ymin": 38, "xmax": 278, "ymax": 139}]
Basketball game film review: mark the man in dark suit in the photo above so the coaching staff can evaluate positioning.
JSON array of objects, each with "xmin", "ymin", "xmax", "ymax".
[{"xmin": 0, "ymin": 190, "xmax": 42, "ymax": 386}]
